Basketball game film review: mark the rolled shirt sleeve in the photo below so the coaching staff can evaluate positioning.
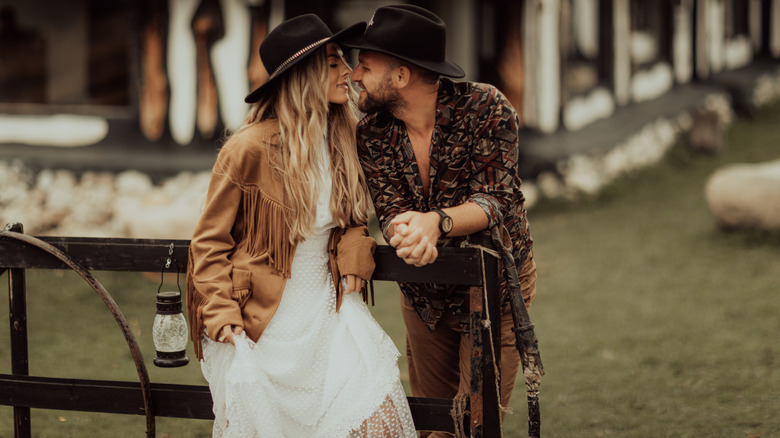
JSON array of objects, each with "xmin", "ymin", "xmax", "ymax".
[{"xmin": 467, "ymin": 87, "xmax": 522, "ymax": 228}]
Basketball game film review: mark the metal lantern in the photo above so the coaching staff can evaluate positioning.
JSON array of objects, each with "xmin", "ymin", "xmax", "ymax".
[{"xmin": 153, "ymin": 290, "xmax": 190, "ymax": 367}]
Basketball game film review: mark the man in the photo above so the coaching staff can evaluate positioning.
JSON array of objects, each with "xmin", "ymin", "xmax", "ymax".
[{"xmin": 344, "ymin": 5, "xmax": 538, "ymax": 437}]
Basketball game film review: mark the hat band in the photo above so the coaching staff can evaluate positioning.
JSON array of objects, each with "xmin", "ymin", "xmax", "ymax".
[{"xmin": 271, "ymin": 37, "xmax": 331, "ymax": 77}]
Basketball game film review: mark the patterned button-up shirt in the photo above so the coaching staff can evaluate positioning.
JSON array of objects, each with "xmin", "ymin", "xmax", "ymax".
[{"xmin": 357, "ymin": 78, "xmax": 533, "ymax": 330}]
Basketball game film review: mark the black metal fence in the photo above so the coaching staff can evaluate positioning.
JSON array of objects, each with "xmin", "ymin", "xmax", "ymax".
[{"xmin": 0, "ymin": 222, "xmax": 503, "ymax": 437}]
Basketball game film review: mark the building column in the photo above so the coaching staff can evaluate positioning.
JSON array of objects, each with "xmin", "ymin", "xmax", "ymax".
[
  {"xmin": 613, "ymin": 0, "xmax": 630, "ymax": 106},
  {"xmin": 534, "ymin": 0, "xmax": 561, "ymax": 134}
]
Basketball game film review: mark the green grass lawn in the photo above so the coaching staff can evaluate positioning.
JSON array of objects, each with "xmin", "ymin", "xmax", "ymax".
[
  {"xmin": 511, "ymin": 100, "xmax": 780, "ymax": 438},
  {"xmin": 2, "ymin": 101, "xmax": 779, "ymax": 437}
]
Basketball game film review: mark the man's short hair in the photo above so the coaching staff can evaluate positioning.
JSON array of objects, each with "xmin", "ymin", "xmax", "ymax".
[{"xmin": 387, "ymin": 57, "xmax": 440, "ymax": 85}]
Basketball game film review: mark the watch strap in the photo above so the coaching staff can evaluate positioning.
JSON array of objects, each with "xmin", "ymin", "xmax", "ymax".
[{"xmin": 431, "ymin": 208, "xmax": 452, "ymax": 237}]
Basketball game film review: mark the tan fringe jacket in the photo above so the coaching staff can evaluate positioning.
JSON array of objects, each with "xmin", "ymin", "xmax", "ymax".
[{"xmin": 186, "ymin": 120, "xmax": 377, "ymax": 359}]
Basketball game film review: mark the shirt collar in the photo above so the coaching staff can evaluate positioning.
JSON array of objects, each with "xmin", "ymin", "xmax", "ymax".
[{"xmin": 434, "ymin": 77, "xmax": 457, "ymax": 133}]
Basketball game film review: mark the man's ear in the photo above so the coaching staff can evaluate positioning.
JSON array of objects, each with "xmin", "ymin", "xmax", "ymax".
[{"xmin": 393, "ymin": 65, "xmax": 411, "ymax": 88}]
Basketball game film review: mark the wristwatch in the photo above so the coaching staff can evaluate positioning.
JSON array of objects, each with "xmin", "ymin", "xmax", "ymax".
[{"xmin": 431, "ymin": 208, "xmax": 453, "ymax": 237}]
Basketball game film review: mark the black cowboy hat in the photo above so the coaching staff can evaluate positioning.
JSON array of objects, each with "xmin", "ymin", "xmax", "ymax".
[
  {"xmin": 341, "ymin": 4, "xmax": 464, "ymax": 78},
  {"xmin": 245, "ymin": 14, "xmax": 366, "ymax": 103}
]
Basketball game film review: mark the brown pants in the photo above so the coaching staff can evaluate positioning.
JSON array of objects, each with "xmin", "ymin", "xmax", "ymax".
[{"xmin": 402, "ymin": 253, "xmax": 537, "ymax": 437}]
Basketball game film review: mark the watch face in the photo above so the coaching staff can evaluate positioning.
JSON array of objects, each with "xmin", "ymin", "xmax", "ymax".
[{"xmin": 442, "ymin": 216, "xmax": 453, "ymax": 233}]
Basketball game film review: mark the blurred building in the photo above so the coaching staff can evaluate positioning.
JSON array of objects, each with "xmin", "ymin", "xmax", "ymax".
[{"xmin": 0, "ymin": 0, "xmax": 779, "ymax": 181}]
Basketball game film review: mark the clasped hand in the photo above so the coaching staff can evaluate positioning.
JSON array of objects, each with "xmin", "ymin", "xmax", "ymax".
[{"xmin": 388, "ymin": 211, "xmax": 440, "ymax": 267}]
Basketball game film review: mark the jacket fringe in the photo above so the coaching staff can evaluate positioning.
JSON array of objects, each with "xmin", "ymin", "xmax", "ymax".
[
  {"xmin": 243, "ymin": 186, "xmax": 293, "ymax": 278},
  {"xmin": 186, "ymin": 246, "xmax": 207, "ymax": 360},
  {"xmin": 232, "ymin": 287, "xmax": 251, "ymax": 307},
  {"xmin": 362, "ymin": 280, "xmax": 375, "ymax": 306}
]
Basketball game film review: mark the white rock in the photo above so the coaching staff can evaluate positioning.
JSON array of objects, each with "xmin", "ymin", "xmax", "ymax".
[
  {"xmin": 563, "ymin": 87, "xmax": 615, "ymax": 131},
  {"xmin": 631, "ymin": 31, "xmax": 658, "ymax": 65},
  {"xmin": 113, "ymin": 171, "xmax": 209, "ymax": 240},
  {"xmin": 521, "ymin": 181, "xmax": 539, "ymax": 210},
  {"xmin": 560, "ymin": 154, "xmax": 604, "ymax": 195},
  {"xmin": 0, "ymin": 161, "xmax": 33, "ymax": 205},
  {"xmin": 724, "ymin": 35, "xmax": 753, "ymax": 70},
  {"xmin": 57, "ymin": 172, "xmax": 116, "ymax": 237},
  {"xmin": 631, "ymin": 62, "xmax": 674, "ymax": 103},
  {"xmin": 705, "ymin": 159, "xmax": 780, "ymax": 230},
  {"xmin": 1, "ymin": 189, "xmax": 46, "ymax": 232},
  {"xmin": 115, "ymin": 170, "xmax": 154, "ymax": 196},
  {"xmin": 36, "ymin": 169, "xmax": 78, "ymax": 229},
  {"xmin": 603, "ymin": 144, "xmax": 631, "ymax": 179},
  {"xmin": 536, "ymin": 171, "xmax": 567, "ymax": 199}
]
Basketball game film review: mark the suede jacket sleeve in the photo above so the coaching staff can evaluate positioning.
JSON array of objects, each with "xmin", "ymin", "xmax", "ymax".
[
  {"xmin": 187, "ymin": 132, "xmax": 261, "ymax": 346},
  {"xmin": 336, "ymin": 224, "xmax": 377, "ymax": 282},
  {"xmin": 329, "ymin": 224, "xmax": 377, "ymax": 311}
]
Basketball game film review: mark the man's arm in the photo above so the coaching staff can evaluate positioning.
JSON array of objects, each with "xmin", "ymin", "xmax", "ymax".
[
  {"xmin": 393, "ymin": 87, "xmax": 521, "ymax": 266},
  {"xmin": 389, "ymin": 202, "xmax": 488, "ymax": 265},
  {"xmin": 466, "ymin": 87, "xmax": 521, "ymax": 229}
]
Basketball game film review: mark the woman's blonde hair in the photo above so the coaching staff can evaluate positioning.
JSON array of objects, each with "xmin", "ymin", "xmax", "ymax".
[{"xmin": 241, "ymin": 46, "xmax": 371, "ymax": 243}]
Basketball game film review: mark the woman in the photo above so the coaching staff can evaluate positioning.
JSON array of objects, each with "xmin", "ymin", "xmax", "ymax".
[{"xmin": 186, "ymin": 14, "xmax": 416, "ymax": 438}]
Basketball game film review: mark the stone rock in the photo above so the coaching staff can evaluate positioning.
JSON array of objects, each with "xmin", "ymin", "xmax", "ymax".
[
  {"xmin": 57, "ymin": 172, "xmax": 118, "ymax": 237},
  {"xmin": 35, "ymin": 169, "xmax": 78, "ymax": 232},
  {"xmin": 705, "ymin": 159, "xmax": 780, "ymax": 231},
  {"xmin": 536, "ymin": 171, "xmax": 567, "ymax": 200},
  {"xmin": 689, "ymin": 109, "xmax": 724, "ymax": 154},
  {"xmin": 115, "ymin": 170, "xmax": 153, "ymax": 196},
  {"xmin": 0, "ymin": 189, "xmax": 46, "ymax": 232},
  {"xmin": 560, "ymin": 154, "xmax": 604, "ymax": 195},
  {"xmin": 0, "ymin": 160, "xmax": 33, "ymax": 205},
  {"xmin": 521, "ymin": 181, "xmax": 539, "ymax": 210},
  {"xmin": 113, "ymin": 171, "xmax": 209, "ymax": 240}
]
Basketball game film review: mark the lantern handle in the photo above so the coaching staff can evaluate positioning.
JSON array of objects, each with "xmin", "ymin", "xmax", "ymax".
[{"xmin": 158, "ymin": 242, "xmax": 182, "ymax": 294}]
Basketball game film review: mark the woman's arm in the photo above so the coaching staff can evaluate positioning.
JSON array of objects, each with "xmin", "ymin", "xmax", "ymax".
[
  {"xmin": 188, "ymin": 144, "xmax": 247, "ymax": 343},
  {"xmin": 336, "ymin": 225, "xmax": 377, "ymax": 283}
]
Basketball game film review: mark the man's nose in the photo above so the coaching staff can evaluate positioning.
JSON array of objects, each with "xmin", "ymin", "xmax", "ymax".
[{"xmin": 350, "ymin": 69, "xmax": 361, "ymax": 81}]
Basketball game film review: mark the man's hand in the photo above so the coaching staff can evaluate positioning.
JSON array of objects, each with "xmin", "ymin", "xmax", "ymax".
[{"xmin": 389, "ymin": 211, "xmax": 440, "ymax": 266}]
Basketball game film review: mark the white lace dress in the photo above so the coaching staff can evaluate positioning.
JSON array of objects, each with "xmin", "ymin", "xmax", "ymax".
[{"xmin": 200, "ymin": 150, "xmax": 416, "ymax": 438}]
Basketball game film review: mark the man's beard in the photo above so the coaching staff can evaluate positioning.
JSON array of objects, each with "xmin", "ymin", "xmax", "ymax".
[{"xmin": 358, "ymin": 77, "xmax": 405, "ymax": 115}]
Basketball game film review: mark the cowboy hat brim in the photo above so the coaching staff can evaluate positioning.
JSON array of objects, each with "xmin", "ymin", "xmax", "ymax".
[
  {"xmin": 341, "ymin": 29, "xmax": 465, "ymax": 78},
  {"xmin": 245, "ymin": 21, "xmax": 367, "ymax": 104}
]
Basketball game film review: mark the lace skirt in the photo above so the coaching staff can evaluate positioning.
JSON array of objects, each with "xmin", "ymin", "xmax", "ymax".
[{"xmin": 200, "ymin": 232, "xmax": 416, "ymax": 438}]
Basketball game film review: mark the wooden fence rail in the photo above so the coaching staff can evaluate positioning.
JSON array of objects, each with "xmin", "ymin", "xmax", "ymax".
[{"xmin": 0, "ymin": 225, "xmax": 502, "ymax": 437}]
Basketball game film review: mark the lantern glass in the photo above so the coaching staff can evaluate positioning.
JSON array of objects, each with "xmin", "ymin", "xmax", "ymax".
[
  {"xmin": 153, "ymin": 312, "xmax": 189, "ymax": 352},
  {"xmin": 153, "ymin": 290, "xmax": 189, "ymax": 367}
]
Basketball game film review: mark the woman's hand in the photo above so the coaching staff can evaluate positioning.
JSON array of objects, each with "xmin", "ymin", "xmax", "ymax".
[
  {"xmin": 340, "ymin": 274, "xmax": 365, "ymax": 295},
  {"xmin": 218, "ymin": 325, "xmax": 244, "ymax": 345}
]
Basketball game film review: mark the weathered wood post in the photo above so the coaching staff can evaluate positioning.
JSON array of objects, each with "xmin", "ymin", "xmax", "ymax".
[
  {"xmin": 468, "ymin": 251, "xmax": 502, "ymax": 437},
  {"xmin": 5, "ymin": 223, "xmax": 31, "ymax": 438}
]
